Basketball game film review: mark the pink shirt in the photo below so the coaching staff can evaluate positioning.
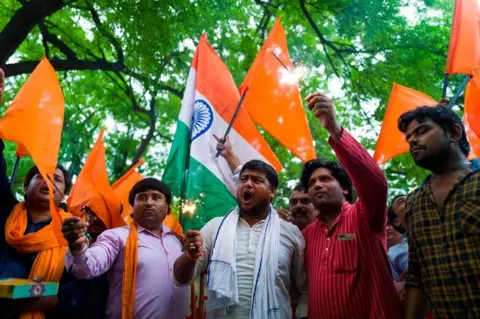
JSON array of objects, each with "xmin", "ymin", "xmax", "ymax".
[
  {"xmin": 65, "ymin": 224, "xmax": 187, "ymax": 319},
  {"xmin": 303, "ymin": 130, "xmax": 403, "ymax": 319}
]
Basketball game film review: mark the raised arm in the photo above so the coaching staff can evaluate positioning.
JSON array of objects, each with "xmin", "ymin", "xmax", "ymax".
[
  {"xmin": 213, "ymin": 134, "xmax": 241, "ymax": 174},
  {"xmin": 306, "ymin": 92, "xmax": 387, "ymax": 231},
  {"xmin": 62, "ymin": 217, "xmax": 120, "ymax": 279}
]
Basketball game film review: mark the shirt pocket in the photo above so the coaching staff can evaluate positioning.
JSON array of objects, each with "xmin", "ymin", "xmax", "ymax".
[{"xmin": 332, "ymin": 238, "xmax": 358, "ymax": 273}]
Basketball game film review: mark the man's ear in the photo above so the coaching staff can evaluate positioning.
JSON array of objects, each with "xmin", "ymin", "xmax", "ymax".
[{"xmin": 450, "ymin": 123, "xmax": 463, "ymax": 144}]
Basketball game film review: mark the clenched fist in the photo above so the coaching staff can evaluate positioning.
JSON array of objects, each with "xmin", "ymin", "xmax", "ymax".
[
  {"xmin": 306, "ymin": 92, "xmax": 342, "ymax": 140},
  {"xmin": 62, "ymin": 217, "xmax": 88, "ymax": 253},
  {"xmin": 184, "ymin": 230, "xmax": 204, "ymax": 260}
]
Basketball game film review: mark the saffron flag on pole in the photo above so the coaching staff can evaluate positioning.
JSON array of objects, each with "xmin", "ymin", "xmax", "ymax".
[
  {"xmin": 373, "ymin": 83, "xmax": 437, "ymax": 165},
  {"xmin": 445, "ymin": 0, "xmax": 480, "ymax": 75},
  {"xmin": 240, "ymin": 17, "xmax": 316, "ymax": 162},
  {"xmin": 0, "ymin": 57, "xmax": 66, "ymax": 244},
  {"xmin": 67, "ymin": 130, "xmax": 125, "ymax": 229},
  {"xmin": 162, "ymin": 34, "xmax": 281, "ymax": 231}
]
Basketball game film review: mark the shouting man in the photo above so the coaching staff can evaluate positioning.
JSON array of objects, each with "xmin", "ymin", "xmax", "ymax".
[{"xmin": 173, "ymin": 160, "xmax": 308, "ymax": 318}]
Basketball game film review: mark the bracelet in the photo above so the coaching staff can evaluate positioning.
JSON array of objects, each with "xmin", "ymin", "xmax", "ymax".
[{"xmin": 185, "ymin": 247, "xmax": 203, "ymax": 261}]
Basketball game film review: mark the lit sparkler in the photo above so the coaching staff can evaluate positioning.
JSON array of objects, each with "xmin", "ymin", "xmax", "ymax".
[{"xmin": 182, "ymin": 200, "xmax": 200, "ymax": 216}]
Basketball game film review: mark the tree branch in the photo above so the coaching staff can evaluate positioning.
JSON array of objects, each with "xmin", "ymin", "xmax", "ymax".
[
  {"xmin": 4, "ymin": 58, "xmax": 124, "ymax": 76},
  {"xmin": 0, "ymin": 0, "xmax": 74, "ymax": 64}
]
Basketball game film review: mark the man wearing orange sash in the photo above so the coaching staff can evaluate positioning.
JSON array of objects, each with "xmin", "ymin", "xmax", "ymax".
[
  {"xmin": 0, "ymin": 69, "xmax": 83, "ymax": 319},
  {"xmin": 63, "ymin": 178, "xmax": 187, "ymax": 319}
]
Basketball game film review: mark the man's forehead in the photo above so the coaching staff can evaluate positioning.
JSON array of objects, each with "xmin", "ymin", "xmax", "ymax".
[
  {"xmin": 406, "ymin": 118, "xmax": 435, "ymax": 132},
  {"xmin": 54, "ymin": 168, "xmax": 64, "ymax": 178},
  {"xmin": 136, "ymin": 189, "xmax": 163, "ymax": 196},
  {"xmin": 310, "ymin": 167, "xmax": 333, "ymax": 179},
  {"xmin": 290, "ymin": 190, "xmax": 309, "ymax": 200},
  {"xmin": 240, "ymin": 169, "xmax": 266, "ymax": 178}
]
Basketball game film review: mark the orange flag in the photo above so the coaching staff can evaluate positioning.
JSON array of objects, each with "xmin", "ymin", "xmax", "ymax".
[
  {"xmin": 240, "ymin": 17, "xmax": 316, "ymax": 162},
  {"xmin": 374, "ymin": 83, "xmax": 437, "ymax": 165},
  {"xmin": 445, "ymin": 0, "xmax": 480, "ymax": 75},
  {"xmin": 111, "ymin": 161, "xmax": 183, "ymax": 234},
  {"xmin": 0, "ymin": 57, "xmax": 66, "ymax": 244},
  {"xmin": 111, "ymin": 160, "xmax": 144, "ymax": 220},
  {"xmin": 67, "ymin": 130, "xmax": 125, "ymax": 229},
  {"xmin": 463, "ymin": 81, "xmax": 480, "ymax": 158}
]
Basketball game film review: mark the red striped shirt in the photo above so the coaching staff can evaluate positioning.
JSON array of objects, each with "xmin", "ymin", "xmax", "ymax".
[{"xmin": 303, "ymin": 130, "xmax": 403, "ymax": 319}]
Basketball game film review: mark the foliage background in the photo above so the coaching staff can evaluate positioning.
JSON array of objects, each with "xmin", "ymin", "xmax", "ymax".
[{"xmin": 0, "ymin": 0, "xmax": 463, "ymax": 210}]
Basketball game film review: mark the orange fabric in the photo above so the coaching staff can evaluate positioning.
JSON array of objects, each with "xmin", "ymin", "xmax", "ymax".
[
  {"xmin": 67, "ymin": 130, "xmax": 124, "ymax": 229},
  {"xmin": 111, "ymin": 160, "xmax": 144, "ymax": 220},
  {"xmin": 373, "ymin": 83, "xmax": 437, "ymax": 165},
  {"xmin": 16, "ymin": 143, "xmax": 29, "ymax": 157},
  {"xmin": 163, "ymin": 213, "xmax": 183, "ymax": 235},
  {"xmin": 5, "ymin": 202, "xmax": 71, "ymax": 319},
  {"xmin": 445, "ymin": 0, "xmax": 480, "ymax": 75},
  {"xmin": 194, "ymin": 34, "xmax": 282, "ymax": 171},
  {"xmin": 122, "ymin": 221, "xmax": 138, "ymax": 319},
  {"xmin": 240, "ymin": 17, "xmax": 316, "ymax": 162},
  {"xmin": 0, "ymin": 57, "xmax": 65, "ymax": 245},
  {"xmin": 464, "ymin": 81, "xmax": 480, "ymax": 159}
]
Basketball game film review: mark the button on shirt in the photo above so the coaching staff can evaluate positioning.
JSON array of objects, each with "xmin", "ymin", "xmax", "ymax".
[
  {"xmin": 303, "ymin": 129, "xmax": 403, "ymax": 319},
  {"xmin": 174, "ymin": 216, "xmax": 308, "ymax": 318},
  {"xmin": 65, "ymin": 224, "xmax": 187, "ymax": 319}
]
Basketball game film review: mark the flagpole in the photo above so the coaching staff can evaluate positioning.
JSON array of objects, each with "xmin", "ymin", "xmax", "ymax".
[
  {"xmin": 447, "ymin": 75, "xmax": 471, "ymax": 108},
  {"xmin": 442, "ymin": 74, "xmax": 449, "ymax": 99},
  {"xmin": 10, "ymin": 156, "xmax": 20, "ymax": 190},
  {"xmin": 215, "ymin": 87, "xmax": 250, "ymax": 157}
]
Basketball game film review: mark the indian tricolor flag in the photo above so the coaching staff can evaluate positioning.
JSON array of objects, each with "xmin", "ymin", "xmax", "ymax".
[{"xmin": 163, "ymin": 34, "xmax": 282, "ymax": 231}]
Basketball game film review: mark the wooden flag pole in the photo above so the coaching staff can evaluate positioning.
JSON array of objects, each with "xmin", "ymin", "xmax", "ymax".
[
  {"xmin": 215, "ymin": 87, "xmax": 249, "ymax": 158},
  {"xmin": 447, "ymin": 75, "xmax": 472, "ymax": 108},
  {"xmin": 10, "ymin": 156, "xmax": 20, "ymax": 190},
  {"xmin": 198, "ymin": 273, "xmax": 206, "ymax": 319}
]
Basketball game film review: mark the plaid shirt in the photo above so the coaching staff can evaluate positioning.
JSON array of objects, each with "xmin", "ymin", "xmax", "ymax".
[{"xmin": 405, "ymin": 159, "xmax": 480, "ymax": 318}]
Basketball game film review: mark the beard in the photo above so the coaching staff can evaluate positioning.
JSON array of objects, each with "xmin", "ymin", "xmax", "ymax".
[{"xmin": 413, "ymin": 144, "xmax": 451, "ymax": 170}]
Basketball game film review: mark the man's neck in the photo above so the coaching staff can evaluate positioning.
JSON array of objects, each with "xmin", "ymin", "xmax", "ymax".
[
  {"xmin": 27, "ymin": 204, "xmax": 51, "ymax": 224},
  {"xmin": 240, "ymin": 206, "xmax": 270, "ymax": 227},
  {"xmin": 430, "ymin": 151, "xmax": 469, "ymax": 178},
  {"xmin": 318, "ymin": 202, "xmax": 344, "ymax": 228}
]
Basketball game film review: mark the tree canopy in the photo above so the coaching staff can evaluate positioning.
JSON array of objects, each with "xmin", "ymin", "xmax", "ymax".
[{"xmin": 0, "ymin": 0, "xmax": 459, "ymax": 208}]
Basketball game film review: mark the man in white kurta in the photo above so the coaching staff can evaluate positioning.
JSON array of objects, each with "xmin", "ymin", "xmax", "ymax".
[{"xmin": 173, "ymin": 160, "xmax": 307, "ymax": 318}]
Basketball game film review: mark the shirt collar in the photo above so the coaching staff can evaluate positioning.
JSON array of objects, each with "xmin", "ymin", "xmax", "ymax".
[
  {"xmin": 135, "ymin": 223, "xmax": 173, "ymax": 238},
  {"xmin": 419, "ymin": 159, "xmax": 480, "ymax": 189}
]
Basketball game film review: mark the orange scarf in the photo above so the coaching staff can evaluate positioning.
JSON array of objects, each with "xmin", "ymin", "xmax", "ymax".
[
  {"xmin": 122, "ymin": 221, "xmax": 138, "ymax": 319},
  {"xmin": 5, "ymin": 202, "xmax": 71, "ymax": 319}
]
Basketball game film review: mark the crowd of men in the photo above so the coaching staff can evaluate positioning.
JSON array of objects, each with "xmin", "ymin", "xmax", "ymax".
[{"xmin": 0, "ymin": 68, "xmax": 479, "ymax": 319}]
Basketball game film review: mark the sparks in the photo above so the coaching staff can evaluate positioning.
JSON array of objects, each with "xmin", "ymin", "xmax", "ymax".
[
  {"xmin": 182, "ymin": 200, "xmax": 199, "ymax": 216},
  {"xmin": 279, "ymin": 64, "xmax": 309, "ymax": 85}
]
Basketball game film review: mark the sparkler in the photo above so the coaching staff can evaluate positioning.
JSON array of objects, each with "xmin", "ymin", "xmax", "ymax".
[{"xmin": 182, "ymin": 200, "xmax": 200, "ymax": 216}]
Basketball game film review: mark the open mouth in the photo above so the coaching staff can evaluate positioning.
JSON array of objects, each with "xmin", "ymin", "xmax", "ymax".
[
  {"xmin": 242, "ymin": 190, "xmax": 254, "ymax": 205},
  {"xmin": 39, "ymin": 186, "xmax": 50, "ymax": 195}
]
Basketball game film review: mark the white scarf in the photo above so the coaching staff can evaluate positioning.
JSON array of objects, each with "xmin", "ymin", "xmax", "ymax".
[{"xmin": 206, "ymin": 206, "xmax": 280, "ymax": 318}]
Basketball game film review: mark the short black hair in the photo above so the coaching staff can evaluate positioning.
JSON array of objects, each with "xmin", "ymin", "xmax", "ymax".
[
  {"xmin": 128, "ymin": 178, "xmax": 172, "ymax": 206},
  {"xmin": 24, "ymin": 164, "xmax": 72, "ymax": 193},
  {"xmin": 300, "ymin": 159, "xmax": 353, "ymax": 203},
  {"xmin": 387, "ymin": 194, "xmax": 405, "ymax": 225},
  {"xmin": 289, "ymin": 184, "xmax": 306, "ymax": 197},
  {"xmin": 239, "ymin": 160, "xmax": 278, "ymax": 189},
  {"xmin": 398, "ymin": 105, "xmax": 470, "ymax": 157}
]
